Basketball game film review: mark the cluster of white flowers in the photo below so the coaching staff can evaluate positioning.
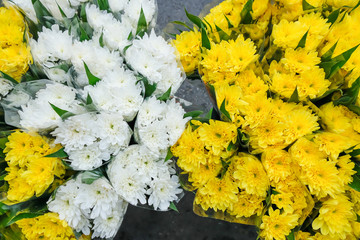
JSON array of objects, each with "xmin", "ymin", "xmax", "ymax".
[
  {"xmin": 6, "ymin": 0, "xmax": 190, "ymax": 238},
  {"xmin": 52, "ymin": 111, "xmax": 132, "ymax": 170},
  {"xmin": 19, "ymin": 82, "xmax": 84, "ymax": 131},
  {"xmin": 107, "ymin": 144, "xmax": 182, "ymax": 211},
  {"xmin": 48, "ymin": 176, "xmax": 127, "ymax": 239},
  {"xmin": 135, "ymin": 97, "xmax": 190, "ymax": 156},
  {"xmin": 126, "ymin": 30, "xmax": 185, "ymax": 95}
]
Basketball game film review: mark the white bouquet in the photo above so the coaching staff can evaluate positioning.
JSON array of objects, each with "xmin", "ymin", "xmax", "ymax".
[{"xmin": 0, "ymin": 0, "xmax": 189, "ymax": 239}]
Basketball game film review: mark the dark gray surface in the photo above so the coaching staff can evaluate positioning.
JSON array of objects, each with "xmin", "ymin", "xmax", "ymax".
[{"xmin": 116, "ymin": 1, "xmax": 257, "ymax": 239}]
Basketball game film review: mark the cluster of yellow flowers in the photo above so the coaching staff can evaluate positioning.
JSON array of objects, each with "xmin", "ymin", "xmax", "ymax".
[
  {"xmin": 172, "ymin": 0, "xmax": 360, "ymax": 239},
  {"xmin": 0, "ymin": 6, "xmax": 32, "ymax": 81},
  {"xmin": 3, "ymin": 131, "xmax": 65, "ymax": 204},
  {"xmin": 16, "ymin": 213, "xmax": 76, "ymax": 240}
]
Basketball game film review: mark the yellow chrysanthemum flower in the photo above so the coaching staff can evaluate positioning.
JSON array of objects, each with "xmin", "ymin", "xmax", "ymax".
[
  {"xmin": 188, "ymin": 161, "xmax": 222, "ymax": 189},
  {"xmin": 289, "ymin": 137, "xmax": 327, "ymax": 168},
  {"xmin": 295, "ymin": 231, "xmax": 311, "ymax": 240},
  {"xmin": 229, "ymin": 191, "xmax": 265, "ymax": 218},
  {"xmin": 313, "ymin": 194, "xmax": 356, "ymax": 239},
  {"xmin": 233, "ymin": 153, "xmax": 269, "ymax": 197},
  {"xmin": 261, "ymin": 149, "xmax": 293, "ymax": 183},
  {"xmin": 4, "ymin": 131, "xmax": 65, "ymax": 203},
  {"xmin": 297, "ymin": 68, "xmax": 330, "ymax": 99},
  {"xmin": 197, "ymin": 174, "xmax": 239, "ymax": 211},
  {"xmin": 172, "ymin": 30, "xmax": 201, "ymax": 74},
  {"xmin": 260, "ymin": 208, "xmax": 299, "ymax": 240},
  {"xmin": 302, "ymin": 158, "xmax": 343, "ymax": 198},
  {"xmin": 234, "ymin": 69, "xmax": 269, "ymax": 97},
  {"xmin": 17, "ymin": 212, "xmax": 76, "ymax": 240},
  {"xmin": 271, "ymin": 192, "xmax": 295, "ymax": 214},
  {"xmin": 172, "ymin": 125, "xmax": 207, "ymax": 172},
  {"xmin": 241, "ymin": 95, "xmax": 273, "ymax": 128},
  {"xmin": 0, "ymin": 6, "xmax": 32, "ymax": 81},
  {"xmin": 326, "ymin": 0, "xmax": 359, "ymax": 8},
  {"xmin": 198, "ymin": 120, "xmax": 238, "ymax": 156},
  {"xmin": 272, "ymin": 19, "xmax": 308, "ymax": 49},
  {"xmin": 281, "ymin": 48, "xmax": 321, "ymax": 73},
  {"xmin": 336, "ymin": 155, "xmax": 356, "ymax": 186},
  {"xmin": 313, "ymin": 132, "xmax": 356, "ymax": 160}
]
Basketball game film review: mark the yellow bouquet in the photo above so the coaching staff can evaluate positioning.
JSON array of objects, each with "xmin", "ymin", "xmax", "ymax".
[{"xmin": 171, "ymin": 0, "xmax": 360, "ymax": 239}]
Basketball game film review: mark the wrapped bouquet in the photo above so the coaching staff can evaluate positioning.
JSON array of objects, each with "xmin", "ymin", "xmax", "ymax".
[
  {"xmin": 171, "ymin": 0, "xmax": 360, "ymax": 239},
  {"xmin": 0, "ymin": 0, "xmax": 189, "ymax": 239}
]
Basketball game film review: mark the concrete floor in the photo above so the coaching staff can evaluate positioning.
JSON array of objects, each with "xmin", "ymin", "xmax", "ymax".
[{"xmin": 116, "ymin": 1, "xmax": 258, "ymax": 240}]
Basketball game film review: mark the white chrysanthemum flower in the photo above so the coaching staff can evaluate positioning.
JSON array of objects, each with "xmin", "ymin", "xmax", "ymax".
[
  {"xmin": 19, "ymin": 83, "xmax": 82, "ymax": 131},
  {"xmin": 92, "ymin": 207, "xmax": 126, "ymax": 239},
  {"xmin": 86, "ymin": 4, "xmax": 114, "ymax": 32},
  {"xmin": 108, "ymin": 0, "xmax": 127, "ymax": 12},
  {"xmin": 96, "ymin": 112, "xmax": 132, "ymax": 153},
  {"xmin": 43, "ymin": 67, "xmax": 71, "ymax": 83},
  {"xmin": 75, "ymin": 176, "xmax": 123, "ymax": 219},
  {"xmin": 147, "ymin": 175, "xmax": 182, "ymax": 211},
  {"xmin": 107, "ymin": 164, "xmax": 148, "ymax": 205},
  {"xmin": 52, "ymin": 113, "xmax": 97, "ymax": 151},
  {"xmin": 10, "ymin": 0, "xmax": 38, "ymax": 23},
  {"xmin": 125, "ymin": 30, "xmax": 184, "ymax": 95},
  {"xmin": 84, "ymin": 72, "xmax": 143, "ymax": 121},
  {"xmin": 47, "ymin": 179, "xmax": 91, "ymax": 234},
  {"xmin": 31, "ymin": 25, "xmax": 73, "ymax": 67},
  {"xmin": 40, "ymin": 0, "xmax": 76, "ymax": 20},
  {"xmin": 123, "ymin": 0, "xmax": 156, "ymax": 28},
  {"xmin": 66, "ymin": 143, "xmax": 110, "ymax": 170},
  {"xmin": 103, "ymin": 17, "xmax": 133, "ymax": 51},
  {"xmin": 135, "ymin": 97, "xmax": 189, "ymax": 155},
  {"xmin": 0, "ymin": 79, "xmax": 13, "ymax": 99},
  {"xmin": 71, "ymin": 39, "xmax": 123, "ymax": 86}
]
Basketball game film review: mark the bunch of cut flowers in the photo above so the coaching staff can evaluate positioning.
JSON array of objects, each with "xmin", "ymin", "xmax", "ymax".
[
  {"xmin": 171, "ymin": 0, "xmax": 360, "ymax": 239},
  {"xmin": 0, "ymin": 0, "xmax": 189, "ymax": 239}
]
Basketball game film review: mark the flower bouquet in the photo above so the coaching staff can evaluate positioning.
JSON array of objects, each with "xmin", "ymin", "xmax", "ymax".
[
  {"xmin": 0, "ymin": 0, "xmax": 189, "ymax": 239},
  {"xmin": 171, "ymin": 0, "xmax": 360, "ymax": 239}
]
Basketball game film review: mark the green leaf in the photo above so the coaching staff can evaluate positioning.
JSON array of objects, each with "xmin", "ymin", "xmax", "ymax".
[
  {"xmin": 79, "ymin": 23, "xmax": 90, "ymax": 41},
  {"xmin": 169, "ymin": 202, "xmax": 179, "ymax": 212},
  {"xmin": 80, "ymin": 4, "xmax": 87, "ymax": 21},
  {"xmin": 171, "ymin": 21, "xmax": 193, "ymax": 31},
  {"xmin": 185, "ymin": 8, "xmax": 204, "ymax": 29},
  {"xmin": 84, "ymin": 61, "xmax": 101, "ymax": 86},
  {"xmin": 31, "ymin": 0, "xmax": 52, "ymax": 22},
  {"xmin": 237, "ymin": 129, "xmax": 250, "ymax": 147},
  {"xmin": 81, "ymin": 169, "xmax": 105, "ymax": 184},
  {"xmin": 215, "ymin": 24, "xmax": 230, "ymax": 41},
  {"xmin": 224, "ymin": 14, "xmax": 234, "ymax": 29},
  {"xmin": 333, "ymin": 77, "xmax": 360, "ymax": 106},
  {"xmin": 164, "ymin": 148, "xmax": 173, "ymax": 162},
  {"xmin": 157, "ymin": 87, "xmax": 172, "ymax": 101},
  {"xmin": 205, "ymin": 108, "xmax": 213, "ymax": 120},
  {"xmin": 74, "ymin": 231, "xmax": 82, "ymax": 240},
  {"xmin": 295, "ymin": 30, "xmax": 308, "ymax": 50},
  {"xmin": 327, "ymin": 9, "xmax": 340, "ymax": 25},
  {"xmin": 286, "ymin": 230, "xmax": 295, "ymax": 240},
  {"xmin": 136, "ymin": 8, "xmax": 147, "ymax": 37},
  {"xmin": 184, "ymin": 111, "xmax": 203, "ymax": 118},
  {"xmin": 137, "ymin": 75, "xmax": 157, "ymax": 97},
  {"xmin": 288, "ymin": 87, "xmax": 300, "ymax": 103},
  {"xmin": 350, "ymin": 1, "xmax": 360, "ymax": 13},
  {"xmin": 6, "ymin": 213, "xmax": 43, "ymax": 226},
  {"xmin": 302, "ymin": 0, "xmax": 315, "ymax": 10},
  {"xmin": 349, "ymin": 174, "xmax": 360, "ymax": 191},
  {"xmin": 321, "ymin": 41, "xmax": 338, "ymax": 62},
  {"xmin": 220, "ymin": 100, "xmax": 231, "ymax": 121},
  {"xmin": 45, "ymin": 147, "xmax": 68, "ymax": 158},
  {"xmin": 0, "ymin": 71, "xmax": 18, "ymax": 85},
  {"xmin": 272, "ymin": 189, "xmax": 280, "ymax": 195},
  {"xmin": 348, "ymin": 104, "xmax": 360, "ymax": 115},
  {"xmin": 49, "ymin": 103, "xmax": 75, "ymax": 120},
  {"xmin": 320, "ymin": 44, "xmax": 359, "ymax": 79},
  {"xmin": 97, "ymin": 0, "xmax": 110, "ymax": 11},
  {"xmin": 86, "ymin": 93, "xmax": 93, "ymax": 105},
  {"xmin": 56, "ymin": 3, "xmax": 67, "ymax": 18},
  {"xmin": 357, "ymin": 213, "xmax": 360, "ymax": 222},
  {"xmin": 99, "ymin": 32, "xmax": 104, "ymax": 47},
  {"xmin": 0, "ymin": 137, "xmax": 8, "ymax": 149},
  {"xmin": 201, "ymin": 26, "xmax": 211, "ymax": 50},
  {"xmin": 240, "ymin": 0, "xmax": 254, "ymax": 24}
]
